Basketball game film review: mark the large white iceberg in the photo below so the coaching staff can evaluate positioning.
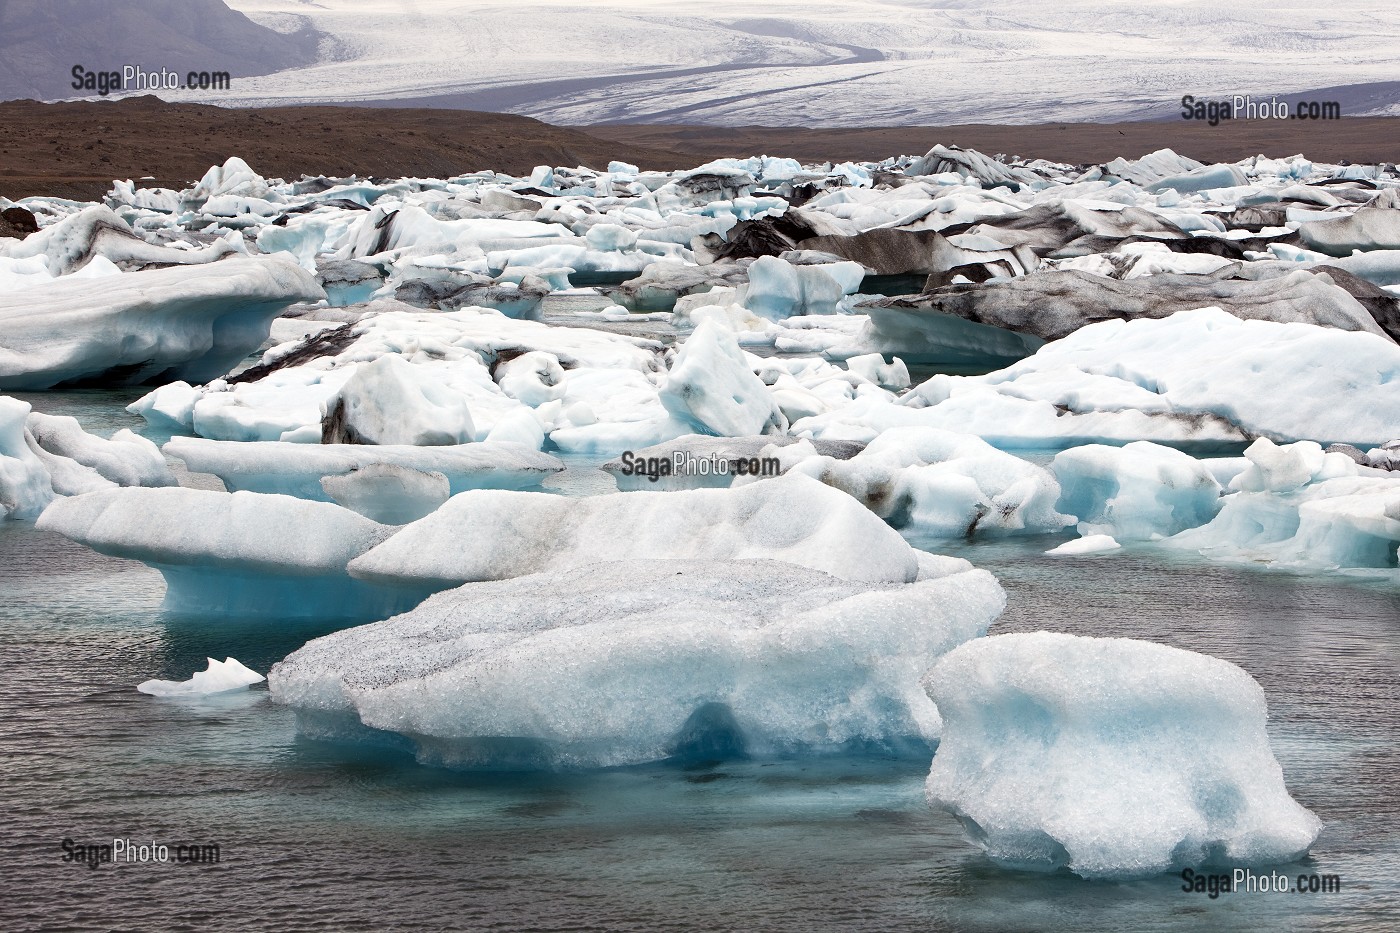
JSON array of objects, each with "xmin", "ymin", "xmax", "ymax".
[
  {"xmin": 270, "ymin": 558, "xmax": 1006, "ymax": 769},
  {"xmin": 925, "ymin": 632, "xmax": 1322, "ymax": 879},
  {"xmin": 0, "ymin": 256, "xmax": 324, "ymax": 390},
  {"xmin": 348, "ymin": 473, "xmax": 929, "ymax": 591},
  {"xmin": 802, "ymin": 308, "xmax": 1400, "ymax": 448},
  {"xmin": 164, "ymin": 437, "xmax": 561, "ymax": 500},
  {"xmin": 1168, "ymin": 438, "xmax": 1400, "ymax": 571},
  {"xmin": 36, "ymin": 487, "xmax": 412, "ymax": 619}
]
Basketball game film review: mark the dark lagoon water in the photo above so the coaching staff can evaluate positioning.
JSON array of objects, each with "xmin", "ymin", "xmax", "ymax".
[{"xmin": 4, "ymin": 392, "xmax": 1399, "ymax": 932}]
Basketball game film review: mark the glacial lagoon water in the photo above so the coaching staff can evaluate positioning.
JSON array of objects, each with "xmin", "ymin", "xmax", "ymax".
[{"xmin": 4, "ymin": 391, "xmax": 1400, "ymax": 931}]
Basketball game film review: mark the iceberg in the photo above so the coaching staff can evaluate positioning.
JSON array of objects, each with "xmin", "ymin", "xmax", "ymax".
[
  {"xmin": 1051, "ymin": 441, "xmax": 1223, "ymax": 540},
  {"xmin": 0, "ymin": 396, "xmax": 54, "ymax": 520},
  {"xmin": 137, "ymin": 658, "xmax": 266, "ymax": 698},
  {"xmin": 1044, "ymin": 534, "xmax": 1122, "ymax": 555},
  {"xmin": 659, "ymin": 319, "xmax": 788, "ymax": 437},
  {"xmin": 775, "ymin": 427, "xmax": 1074, "ymax": 536},
  {"xmin": 164, "ymin": 437, "xmax": 561, "ymax": 500},
  {"xmin": 0, "ymin": 256, "xmax": 324, "ymax": 390},
  {"xmin": 36, "ymin": 488, "xmax": 413, "ymax": 620},
  {"xmin": 1167, "ymin": 438, "xmax": 1400, "ymax": 571},
  {"xmin": 270, "ymin": 558, "xmax": 1006, "ymax": 769},
  {"xmin": 807, "ymin": 308, "xmax": 1400, "ymax": 448},
  {"xmin": 348, "ymin": 473, "xmax": 929, "ymax": 592},
  {"xmin": 925, "ymin": 632, "xmax": 1322, "ymax": 879}
]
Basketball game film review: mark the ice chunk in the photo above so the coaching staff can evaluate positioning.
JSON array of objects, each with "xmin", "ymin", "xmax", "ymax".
[
  {"xmin": 138, "ymin": 658, "xmax": 265, "ymax": 697},
  {"xmin": 813, "ymin": 308, "xmax": 1400, "ymax": 448},
  {"xmin": 0, "ymin": 256, "xmax": 324, "ymax": 390},
  {"xmin": 322, "ymin": 354, "xmax": 476, "ymax": 446},
  {"xmin": 0, "ymin": 205, "xmax": 242, "ymax": 276},
  {"xmin": 321, "ymin": 465, "xmax": 451, "ymax": 525},
  {"xmin": 26, "ymin": 413, "xmax": 175, "ymax": 488},
  {"xmin": 270, "ymin": 559, "xmax": 1006, "ymax": 769},
  {"xmin": 659, "ymin": 320, "xmax": 787, "ymax": 437},
  {"xmin": 348, "ymin": 473, "xmax": 926, "ymax": 591},
  {"xmin": 925, "ymin": 632, "xmax": 1322, "ymax": 879},
  {"xmin": 1168, "ymin": 439, "xmax": 1400, "ymax": 571},
  {"xmin": 493, "ymin": 351, "xmax": 565, "ymax": 406},
  {"xmin": 164, "ymin": 437, "xmax": 562, "ymax": 500},
  {"xmin": 1051, "ymin": 442, "xmax": 1223, "ymax": 540},
  {"xmin": 37, "ymin": 488, "xmax": 411, "ymax": 619},
  {"xmin": 1044, "ymin": 534, "xmax": 1121, "ymax": 555},
  {"xmin": 0, "ymin": 396, "xmax": 55, "ymax": 520},
  {"xmin": 779, "ymin": 427, "xmax": 1073, "ymax": 537}
]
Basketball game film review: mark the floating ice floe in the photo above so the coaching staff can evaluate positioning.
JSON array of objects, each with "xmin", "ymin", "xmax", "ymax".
[
  {"xmin": 757, "ymin": 428, "xmax": 1074, "ymax": 537},
  {"xmin": 1167, "ymin": 438, "xmax": 1400, "ymax": 572},
  {"xmin": 163, "ymin": 437, "xmax": 562, "ymax": 500},
  {"xmin": 1051, "ymin": 441, "xmax": 1223, "ymax": 540},
  {"xmin": 270, "ymin": 558, "xmax": 1006, "ymax": 769},
  {"xmin": 801, "ymin": 308, "xmax": 1400, "ymax": 448},
  {"xmin": 347, "ymin": 473, "xmax": 933, "ymax": 593},
  {"xmin": 925, "ymin": 632, "xmax": 1322, "ymax": 879},
  {"xmin": 1044, "ymin": 534, "xmax": 1122, "ymax": 555},
  {"xmin": 36, "ymin": 488, "xmax": 410, "ymax": 619},
  {"xmin": 0, "ymin": 256, "xmax": 323, "ymax": 390},
  {"xmin": 137, "ymin": 657, "xmax": 266, "ymax": 698},
  {"xmin": 0, "ymin": 396, "xmax": 178, "ymax": 519}
]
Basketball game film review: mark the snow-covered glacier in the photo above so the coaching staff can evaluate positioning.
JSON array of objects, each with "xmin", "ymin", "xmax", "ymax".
[{"xmin": 270, "ymin": 559, "xmax": 1006, "ymax": 769}]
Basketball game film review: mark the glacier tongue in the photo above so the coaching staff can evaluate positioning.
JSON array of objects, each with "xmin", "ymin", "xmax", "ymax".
[
  {"xmin": 269, "ymin": 559, "xmax": 1007, "ymax": 770},
  {"xmin": 925, "ymin": 632, "xmax": 1322, "ymax": 880}
]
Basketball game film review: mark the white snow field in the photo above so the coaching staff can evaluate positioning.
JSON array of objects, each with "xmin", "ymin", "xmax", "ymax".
[
  {"xmin": 137, "ymin": 657, "xmax": 266, "ymax": 698},
  {"xmin": 269, "ymin": 558, "xmax": 1006, "ymax": 769},
  {"xmin": 925, "ymin": 632, "xmax": 1322, "ymax": 879},
  {"xmin": 150, "ymin": 2, "xmax": 1400, "ymax": 126}
]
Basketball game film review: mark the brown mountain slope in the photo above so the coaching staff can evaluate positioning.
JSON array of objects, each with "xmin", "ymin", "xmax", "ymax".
[{"xmin": 0, "ymin": 97, "xmax": 695, "ymax": 201}]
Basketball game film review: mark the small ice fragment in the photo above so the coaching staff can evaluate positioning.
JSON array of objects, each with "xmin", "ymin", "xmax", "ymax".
[
  {"xmin": 1045, "ymin": 534, "xmax": 1121, "ymax": 556},
  {"xmin": 137, "ymin": 657, "xmax": 265, "ymax": 697}
]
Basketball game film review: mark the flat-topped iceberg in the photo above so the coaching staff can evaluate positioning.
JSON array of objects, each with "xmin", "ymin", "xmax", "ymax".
[
  {"xmin": 36, "ymin": 487, "xmax": 412, "ymax": 619},
  {"xmin": 165, "ymin": 437, "xmax": 563, "ymax": 500},
  {"xmin": 348, "ymin": 473, "xmax": 928, "ymax": 591},
  {"xmin": 0, "ymin": 256, "xmax": 324, "ymax": 390},
  {"xmin": 801, "ymin": 308, "xmax": 1400, "ymax": 448},
  {"xmin": 270, "ymin": 559, "xmax": 1006, "ymax": 769},
  {"xmin": 925, "ymin": 632, "xmax": 1321, "ymax": 879}
]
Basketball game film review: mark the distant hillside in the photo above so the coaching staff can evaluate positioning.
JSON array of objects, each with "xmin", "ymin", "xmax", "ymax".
[{"xmin": 0, "ymin": 0, "xmax": 318, "ymax": 102}]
